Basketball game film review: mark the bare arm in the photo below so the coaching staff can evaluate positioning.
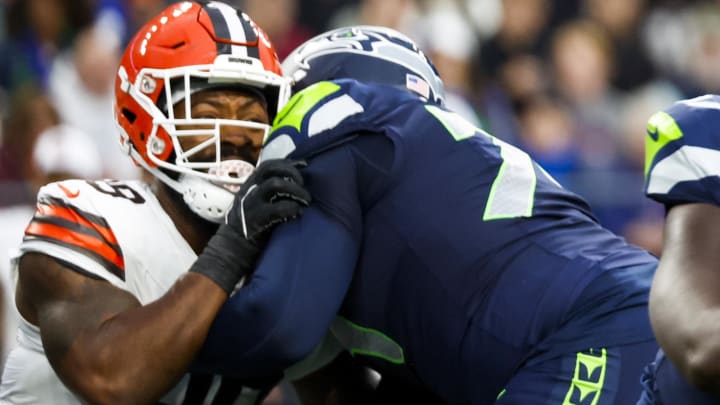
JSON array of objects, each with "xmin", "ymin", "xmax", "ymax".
[
  {"xmin": 17, "ymin": 252, "xmax": 226, "ymax": 405},
  {"xmin": 649, "ymin": 202, "xmax": 720, "ymax": 394},
  {"xmin": 15, "ymin": 160, "xmax": 309, "ymax": 404}
]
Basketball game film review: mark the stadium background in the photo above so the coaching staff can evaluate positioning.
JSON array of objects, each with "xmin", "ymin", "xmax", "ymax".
[{"xmin": 0, "ymin": 0, "xmax": 717, "ymax": 403}]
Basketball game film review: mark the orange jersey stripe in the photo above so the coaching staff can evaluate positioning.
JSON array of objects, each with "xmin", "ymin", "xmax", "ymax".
[
  {"xmin": 35, "ymin": 204, "xmax": 120, "ymax": 247},
  {"xmin": 25, "ymin": 222, "xmax": 125, "ymax": 272}
]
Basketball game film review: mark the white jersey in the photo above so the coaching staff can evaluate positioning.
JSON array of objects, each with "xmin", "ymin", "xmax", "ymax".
[
  {"xmin": 0, "ymin": 179, "xmax": 197, "ymax": 404},
  {"xmin": 0, "ymin": 179, "xmax": 343, "ymax": 405}
]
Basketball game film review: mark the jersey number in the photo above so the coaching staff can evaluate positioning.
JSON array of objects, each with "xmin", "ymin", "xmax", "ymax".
[
  {"xmin": 426, "ymin": 106, "xmax": 548, "ymax": 220},
  {"xmin": 87, "ymin": 181, "xmax": 146, "ymax": 204}
]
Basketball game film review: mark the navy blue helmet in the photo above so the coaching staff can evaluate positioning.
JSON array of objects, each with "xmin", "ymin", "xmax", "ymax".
[{"xmin": 281, "ymin": 25, "xmax": 445, "ymax": 105}]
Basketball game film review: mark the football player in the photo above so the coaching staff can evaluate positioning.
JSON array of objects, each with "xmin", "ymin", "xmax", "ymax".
[
  {"xmin": 193, "ymin": 26, "xmax": 660, "ymax": 404},
  {"xmin": 637, "ymin": 95, "xmax": 720, "ymax": 404},
  {"xmin": 0, "ymin": 2, "xmax": 309, "ymax": 404}
]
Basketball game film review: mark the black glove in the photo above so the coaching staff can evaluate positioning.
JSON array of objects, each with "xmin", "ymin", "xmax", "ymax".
[
  {"xmin": 190, "ymin": 159, "xmax": 311, "ymax": 293},
  {"xmin": 231, "ymin": 159, "xmax": 312, "ymax": 242}
]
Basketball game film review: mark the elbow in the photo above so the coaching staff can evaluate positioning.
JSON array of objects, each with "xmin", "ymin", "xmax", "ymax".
[
  {"xmin": 61, "ymin": 350, "xmax": 152, "ymax": 405},
  {"xmin": 655, "ymin": 326, "xmax": 720, "ymax": 393},
  {"xmin": 70, "ymin": 374, "xmax": 139, "ymax": 405},
  {"xmin": 244, "ymin": 295, "xmax": 328, "ymax": 368},
  {"xmin": 272, "ymin": 329, "xmax": 323, "ymax": 366},
  {"xmin": 210, "ymin": 299, "xmax": 325, "ymax": 375},
  {"xmin": 650, "ymin": 293, "xmax": 720, "ymax": 391},
  {"xmin": 678, "ymin": 342, "xmax": 720, "ymax": 393},
  {"xmin": 259, "ymin": 318, "xmax": 326, "ymax": 369},
  {"xmin": 652, "ymin": 323, "xmax": 720, "ymax": 391}
]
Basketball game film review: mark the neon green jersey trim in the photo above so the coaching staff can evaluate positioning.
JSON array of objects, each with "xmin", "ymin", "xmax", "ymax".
[
  {"xmin": 482, "ymin": 137, "xmax": 537, "ymax": 220},
  {"xmin": 645, "ymin": 111, "xmax": 684, "ymax": 178},
  {"xmin": 424, "ymin": 105, "xmax": 537, "ymax": 220},
  {"xmin": 424, "ymin": 105, "xmax": 477, "ymax": 141},
  {"xmin": 268, "ymin": 81, "xmax": 341, "ymax": 142},
  {"xmin": 562, "ymin": 348, "xmax": 607, "ymax": 405}
]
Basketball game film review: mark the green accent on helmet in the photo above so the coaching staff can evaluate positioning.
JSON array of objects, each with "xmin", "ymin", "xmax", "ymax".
[{"xmin": 645, "ymin": 111, "xmax": 684, "ymax": 178}]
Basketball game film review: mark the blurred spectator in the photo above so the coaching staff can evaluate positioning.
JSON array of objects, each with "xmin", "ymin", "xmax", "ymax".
[
  {"xmin": 244, "ymin": 0, "xmax": 315, "ymax": 59},
  {"xmin": 296, "ymin": 0, "xmax": 355, "ymax": 34},
  {"xmin": 0, "ymin": 0, "xmax": 94, "ymax": 94},
  {"xmin": 0, "ymin": 88, "xmax": 58, "ymax": 206},
  {"xmin": 516, "ymin": 94, "xmax": 582, "ymax": 186},
  {"xmin": 681, "ymin": 3, "xmax": 720, "ymax": 94},
  {"xmin": 583, "ymin": 0, "xmax": 657, "ymax": 91},
  {"xmin": 643, "ymin": 1, "xmax": 720, "ymax": 96},
  {"xmin": 48, "ymin": 25, "xmax": 139, "ymax": 179},
  {"xmin": 121, "ymin": 0, "xmax": 169, "ymax": 43},
  {"xmin": 470, "ymin": 0, "xmax": 556, "ymax": 142},
  {"xmin": 479, "ymin": 0, "xmax": 554, "ymax": 79},
  {"xmin": 420, "ymin": 0, "xmax": 481, "ymax": 125},
  {"xmin": 550, "ymin": 19, "xmax": 625, "ymax": 168},
  {"xmin": 497, "ymin": 53, "xmax": 548, "ymax": 107},
  {"xmin": 31, "ymin": 124, "xmax": 103, "ymax": 185},
  {"xmin": 329, "ymin": 0, "xmax": 419, "ymax": 36},
  {"xmin": 551, "ymin": 20, "xmax": 614, "ymax": 106}
]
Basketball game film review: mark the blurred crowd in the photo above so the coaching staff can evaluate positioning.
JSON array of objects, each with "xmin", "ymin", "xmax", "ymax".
[
  {"xmin": 0, "ymin": 0, "xmax": 716, "ymax": 360},
  {"xmin": 0, "ymin": 0, "xmax": 718, "ymax": 402},
  {"xmin": 5, "ymin": 0, "xmax": 713, "ymax": 256}
]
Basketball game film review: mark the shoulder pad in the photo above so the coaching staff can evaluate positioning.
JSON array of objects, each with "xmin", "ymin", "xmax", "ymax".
[{"xmin": 259, "ymin": 80, "xmax": 418, "ymax": 162}]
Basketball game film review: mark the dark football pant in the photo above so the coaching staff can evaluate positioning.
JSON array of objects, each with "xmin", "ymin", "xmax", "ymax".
[
  {"xmin": 636, "ymin": 349, "xmax": 720, "ymax": 405},
  {"xmin": 494, "ymin": 339, "xmax": 658, "ymax": 405}
]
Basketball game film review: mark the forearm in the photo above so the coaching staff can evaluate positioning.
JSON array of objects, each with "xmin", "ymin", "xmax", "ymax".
[
  {"xmin": 194, "ymin": 209, "xmax": 358, "ymax": 377},
  {"xmin": 650, "ymin": 203, "xmax": 720, "ymax": 394},
  {"xmin": 195, "ymin": 251, "xmax": 334, "ymax": 377},
  {"xmin": 650, "ymin": 266, "xmax": 720, "ymax": 394},
  {"xmin": 45, "ymin": 273, "xmax": 226, "ymax": 404}
]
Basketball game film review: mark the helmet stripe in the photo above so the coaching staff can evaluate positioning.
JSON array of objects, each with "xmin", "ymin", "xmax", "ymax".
[
  {"xmin": 203, "ymin": 2, "xmax": 232, "ymax": 55},
  {"xmin": 239, "ymin": 13, "xmax": 260, "ymax": 59},
  {"xmin": 203, "ymin": 1, "xmax": 249, "ymax": 57}
]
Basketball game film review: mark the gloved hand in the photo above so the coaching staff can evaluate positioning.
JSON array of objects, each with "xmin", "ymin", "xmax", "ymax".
[
  {"xmin": 190, "ymin": 159, "xmax": 311, "ymax": 293},
  {"xmin": 231, "ymin": 159, "xmax": 312, "ymax": 243}
]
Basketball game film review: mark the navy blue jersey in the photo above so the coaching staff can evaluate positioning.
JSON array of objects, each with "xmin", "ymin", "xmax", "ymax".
[
  {"xmin": 644, "ymin": 94, "xmax": 720, "ymax": 208},
  {"xmin": 198, "ymin": 80, "xmax": 657, "ymax": 404}
]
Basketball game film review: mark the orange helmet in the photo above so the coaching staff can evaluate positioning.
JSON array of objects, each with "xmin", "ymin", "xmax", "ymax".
[{"xmin": 114, "ymin": 1, "xmax": 290, "ymax": 222}]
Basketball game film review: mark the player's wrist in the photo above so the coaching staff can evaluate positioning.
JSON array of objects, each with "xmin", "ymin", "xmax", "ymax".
[{"xmin": 189, "ymin": 224, "xmax": 258, "ymax": 294}]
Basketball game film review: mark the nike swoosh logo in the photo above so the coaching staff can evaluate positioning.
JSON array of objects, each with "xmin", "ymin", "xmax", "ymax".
[
  {"xmin": 647, "ymin": 127, "xmax": 659, "ymax": 141},
  {"xmin": 58, "ymin": 183, "xmax": 80, "ymax": 198}
]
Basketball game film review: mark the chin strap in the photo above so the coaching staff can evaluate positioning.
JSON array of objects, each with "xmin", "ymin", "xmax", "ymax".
[
  {"xmin": 172, "ymin": 159, "xmax": 256, "ymax": 223},
  {"xmin": 179, "ymin": 174, "xmax": 236, "ymax": 223}
]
